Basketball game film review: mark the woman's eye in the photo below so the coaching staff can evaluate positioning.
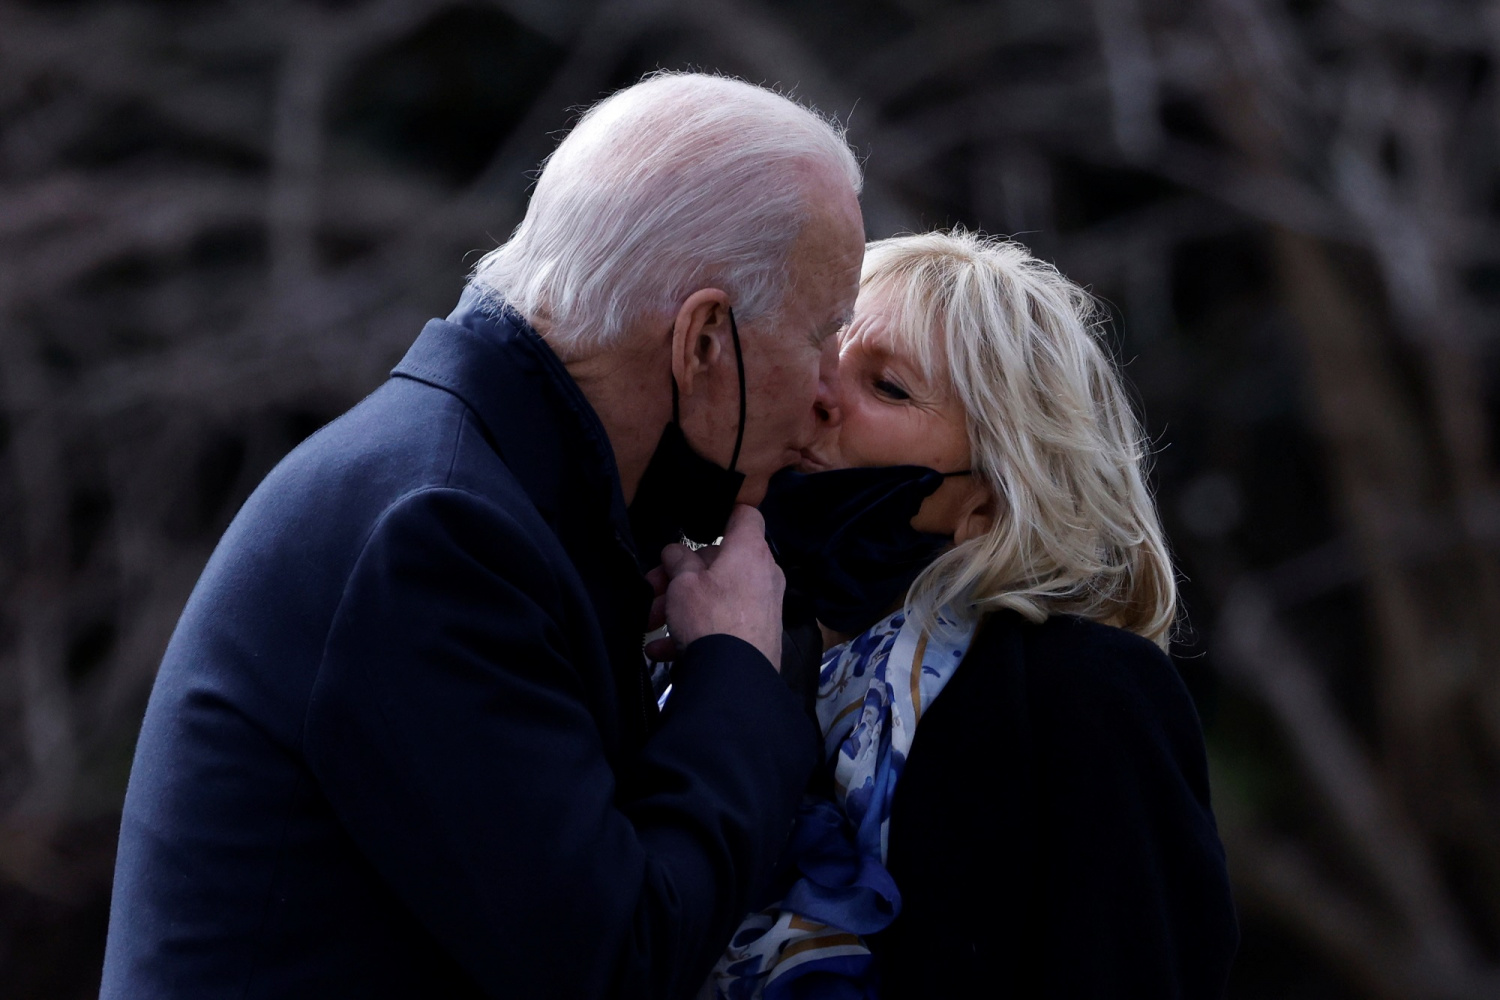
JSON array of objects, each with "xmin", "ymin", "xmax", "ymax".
[{"xmin": 873, "ymin": 378, "xmax": 910, "ymax": 401}]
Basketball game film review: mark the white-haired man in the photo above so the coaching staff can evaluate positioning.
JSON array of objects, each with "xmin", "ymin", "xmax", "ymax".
[{"xmin": 101, "ymin": 73, "xmax": 864, "ymax": 999}]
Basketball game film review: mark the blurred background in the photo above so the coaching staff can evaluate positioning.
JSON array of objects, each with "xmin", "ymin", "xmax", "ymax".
[{"xmin": 2, "ymin": 0, "xmax": 1498, "ymax": 996}]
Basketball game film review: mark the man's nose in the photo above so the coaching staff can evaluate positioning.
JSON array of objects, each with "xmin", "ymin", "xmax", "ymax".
[{"xmin": 813, "ymin": 341, "xmax": 842, "ymax": 429}]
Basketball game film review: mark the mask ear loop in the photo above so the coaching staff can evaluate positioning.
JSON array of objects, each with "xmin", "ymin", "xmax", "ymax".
[
  {"xmin": 726, "ymin": 306, "xmax": 747, "ymax": 474},
  {"xmin": 668, "ymin": 305, "xmax": 747, "ymax": 475}
]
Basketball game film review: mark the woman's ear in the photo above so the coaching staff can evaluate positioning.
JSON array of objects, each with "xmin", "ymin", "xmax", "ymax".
[
  {"xmin": 952, "ymin": 481, "xmax": 997, "ymax": 545},
  {"xmin": 671, "ymin": 289, "xmax": 731, "ymax": 397}
]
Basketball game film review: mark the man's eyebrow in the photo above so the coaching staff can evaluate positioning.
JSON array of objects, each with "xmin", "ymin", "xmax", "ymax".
[{"xmin": 813, "ymin": 315, "xmax": 851, "ymax": 345}]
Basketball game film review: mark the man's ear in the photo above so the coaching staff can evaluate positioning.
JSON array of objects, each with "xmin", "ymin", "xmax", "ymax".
[
  {"xmin": 671, "ymin": 288, "xmax": 732, "ymax": 398},
  {"xmin": 953, "ymin": 481, "xmax": 998, "ymax": 546}
]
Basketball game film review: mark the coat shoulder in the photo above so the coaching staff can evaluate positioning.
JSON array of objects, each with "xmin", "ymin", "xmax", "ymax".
[
  {"xmin": 1010, "ymin": 614, "xmax": 1190, "ymax": 726},
  {"xmin": 942, "ymin": 612, "xmax": 1211, "ymax": 808},
  {"xmin": 1021, "ymin": 613, "xmax": 1171, "ymax": 677}
]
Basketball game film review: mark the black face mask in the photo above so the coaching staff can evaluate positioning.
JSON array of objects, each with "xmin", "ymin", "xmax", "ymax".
[
  {"xmin": 627, "ymin": 308, "xmax": 748, "ymax": 566},
  {"xmin": 759, "ymin": 464, "xmax": 972, "ymax": 634}
]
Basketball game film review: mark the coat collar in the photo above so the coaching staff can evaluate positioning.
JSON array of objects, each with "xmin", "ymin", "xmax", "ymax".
[{"xmin": 390, "ymin": 285, "xmax": 639, "ymax": 564}]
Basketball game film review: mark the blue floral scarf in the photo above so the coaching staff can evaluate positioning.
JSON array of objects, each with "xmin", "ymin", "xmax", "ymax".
[{"xmin": 710, "ymin": 606, "xmax": 977, "ymax": 999}]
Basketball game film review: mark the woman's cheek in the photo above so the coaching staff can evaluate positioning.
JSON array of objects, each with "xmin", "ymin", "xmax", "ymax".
[{"xmin": 842, "ymin": 397, "xmax": 883, "ymax": 466}]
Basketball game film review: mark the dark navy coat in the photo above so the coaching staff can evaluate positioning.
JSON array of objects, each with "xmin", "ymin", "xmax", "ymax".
[{"xmin": 101, "ymin": 291, "xmax": 820, "ymax": 999}]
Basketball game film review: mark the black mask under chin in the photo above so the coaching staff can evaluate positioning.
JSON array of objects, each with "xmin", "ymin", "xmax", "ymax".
[
  {"xmin": 760, "ymin": 464, "xmax": 971, "ymax": 634},
  {"xmin": 627, "ymin": 309, "xmax": 748, "ymax": 566}
]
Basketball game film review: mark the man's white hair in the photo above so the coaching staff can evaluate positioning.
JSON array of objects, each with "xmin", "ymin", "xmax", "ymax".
[{"xmin": 472, "ymin": 72, "xmax": 862, "ymax": 352}]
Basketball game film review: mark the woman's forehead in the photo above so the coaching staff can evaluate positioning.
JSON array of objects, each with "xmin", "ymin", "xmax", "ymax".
[{"xmin": 843, "ymin": 278, "xmax": 944, "ymax": 380}]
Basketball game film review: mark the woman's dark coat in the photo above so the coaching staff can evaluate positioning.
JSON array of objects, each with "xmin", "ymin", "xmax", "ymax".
[{"xmin": 868, "ymin": 611, "xmax": 1239, "ymax": 997}]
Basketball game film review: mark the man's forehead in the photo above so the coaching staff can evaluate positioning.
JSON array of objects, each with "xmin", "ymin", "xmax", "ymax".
[
  {"xmin": 778, "ymin": 191, "xmax": 862, "ymax": 340},
  {"xmin": 797, "ymin": 181, "xmax": 865, "ymax": 275}
]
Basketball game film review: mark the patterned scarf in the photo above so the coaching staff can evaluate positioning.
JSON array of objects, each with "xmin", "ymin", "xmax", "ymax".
[{"xmin": 710, "ymin": 606, "xmax": 977, "ymax": 1000}]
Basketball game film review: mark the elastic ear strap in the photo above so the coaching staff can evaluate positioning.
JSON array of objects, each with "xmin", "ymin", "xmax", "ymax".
[
  {"xmin": 942, "ymin": 469, "xmax": 973, "ymax": 477},
  {"xmin": 671, "ymin": 372, "xmax": 680, "ymax": 424},
  {"xmin": 727, "ymin": 307, "xmax": 747, "ymax": 473}
]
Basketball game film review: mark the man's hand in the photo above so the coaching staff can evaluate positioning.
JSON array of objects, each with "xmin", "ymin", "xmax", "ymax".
[{"xmin": 645, "ymin": 505, "xmax": 785, "ymax": 669}]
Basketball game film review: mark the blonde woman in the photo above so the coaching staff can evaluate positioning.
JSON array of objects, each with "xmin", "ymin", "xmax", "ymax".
[{"xmin": 713, "ymin": 231, "xmax": 1237, "ymax": 998}]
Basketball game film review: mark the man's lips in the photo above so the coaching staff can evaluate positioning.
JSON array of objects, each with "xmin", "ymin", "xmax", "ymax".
[{"xmin": 794, "ymin": 451, "xmax": 834, "ymax": 473}]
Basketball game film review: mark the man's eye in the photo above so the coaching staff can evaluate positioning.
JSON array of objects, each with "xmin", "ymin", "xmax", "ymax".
[{"xmin": 874, "ymin": 378, "xmax": 910, "ymax": 401}]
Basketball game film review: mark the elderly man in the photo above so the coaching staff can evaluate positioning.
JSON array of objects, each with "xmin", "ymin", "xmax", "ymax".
[{"xmin": 101, "ymin": 73, "xmax": 864, "ymax": 999}]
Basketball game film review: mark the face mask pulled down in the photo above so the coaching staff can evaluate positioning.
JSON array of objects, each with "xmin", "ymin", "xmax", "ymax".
[
  {"xmin": 627, "ymin": 309, "xmax": 748, "ymax": 566},
  {"xmin": 759, "ymin": 464, "xmax": 971, "ymax": 635}
]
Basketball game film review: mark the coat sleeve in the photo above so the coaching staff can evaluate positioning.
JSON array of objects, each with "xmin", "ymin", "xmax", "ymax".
[
  {"xmin": 301, "ymin": 486, "xmax": 819, "ymax": 1000},
  {"xmin": 1027, "ymin": 624, "xmax": 1239, "ymax": 999}
]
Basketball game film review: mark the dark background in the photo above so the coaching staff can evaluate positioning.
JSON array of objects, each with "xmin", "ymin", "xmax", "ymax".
[{"xmin": 3, "ymin": 0, "xmax": 1499, "ymax": 997}]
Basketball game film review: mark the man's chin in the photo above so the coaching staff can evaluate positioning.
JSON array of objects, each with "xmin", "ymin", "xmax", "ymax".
[{"xmin": 737, "ymin": 479, "xmax": 770, "ymax": 508}]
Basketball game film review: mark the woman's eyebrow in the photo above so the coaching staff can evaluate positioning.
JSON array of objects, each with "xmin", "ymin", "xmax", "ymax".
[{"xmin": 877, "ymin": 343, "xmax": 936, "ymax": 390}]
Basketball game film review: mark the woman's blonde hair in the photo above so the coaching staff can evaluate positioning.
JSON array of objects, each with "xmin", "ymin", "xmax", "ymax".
[{"xmin": 863, "ymin": 230, "xmax": 1177, "ymax": 648}]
